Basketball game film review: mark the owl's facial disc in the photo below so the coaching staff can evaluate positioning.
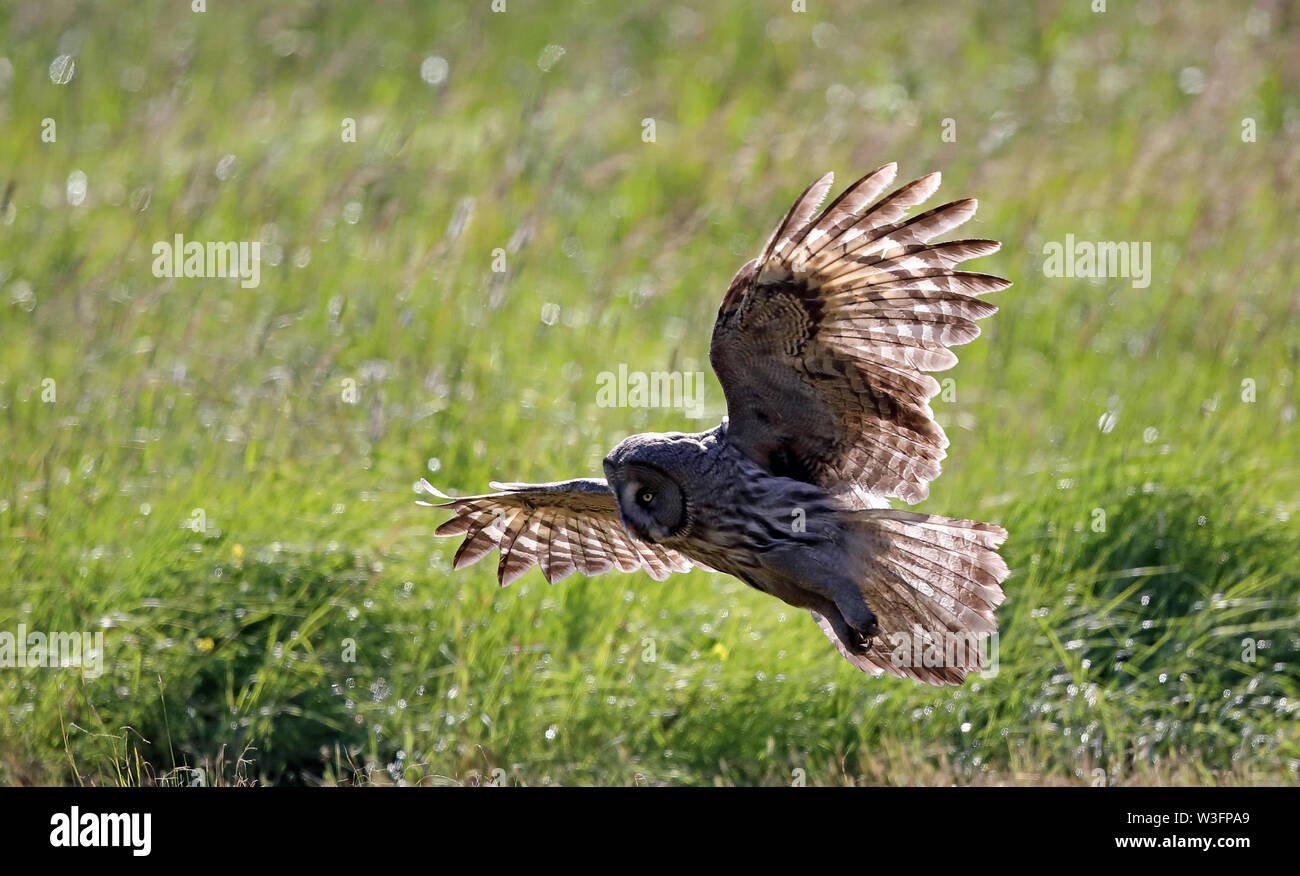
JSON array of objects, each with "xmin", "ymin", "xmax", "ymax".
[{"xmin": 607, "ymin": 463, "xmax": 687, "ymax": 543}]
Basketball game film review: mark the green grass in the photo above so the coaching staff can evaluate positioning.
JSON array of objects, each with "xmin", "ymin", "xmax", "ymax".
[{"xmin": 1, "ymin": 0, "xmax": 1297, "ymax": 785}]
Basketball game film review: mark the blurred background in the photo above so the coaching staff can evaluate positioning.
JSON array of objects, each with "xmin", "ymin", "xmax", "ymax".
[{"xmin": 0, "ymin": 0, "xmax": 1296, "ymax": 785}]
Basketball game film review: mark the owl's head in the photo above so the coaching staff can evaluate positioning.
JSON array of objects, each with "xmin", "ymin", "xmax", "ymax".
[{"xmin": 603, "ymin": 433, "xmax": 694, "ymax": 543}]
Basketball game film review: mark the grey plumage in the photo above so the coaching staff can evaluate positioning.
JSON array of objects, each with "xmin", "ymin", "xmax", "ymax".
[{"xmin": 423, "ymin": 165, "xmax": 1011, "ymax": 685}]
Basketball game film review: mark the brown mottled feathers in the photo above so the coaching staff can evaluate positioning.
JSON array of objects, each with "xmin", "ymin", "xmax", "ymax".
[
  {"xmin": 711, "ymin": 165, "xmax": 1010, "ymax": 505},
  {"xmin": 419, "ymin": 478, "xmax": 695, "ymax": 586}
]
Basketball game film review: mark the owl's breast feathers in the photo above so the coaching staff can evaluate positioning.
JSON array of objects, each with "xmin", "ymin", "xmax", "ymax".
[{"xmin": 663, "ymin": 440, "xmax": 839, "ymax": 574}]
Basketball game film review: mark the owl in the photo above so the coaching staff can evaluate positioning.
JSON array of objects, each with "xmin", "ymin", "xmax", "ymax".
[{"xmin": 422, "ymin": 164, "xmax": 1011, "ymax": 685}]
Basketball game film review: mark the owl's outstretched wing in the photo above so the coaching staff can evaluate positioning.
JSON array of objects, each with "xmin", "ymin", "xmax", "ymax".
[
  {"xmin": 419, "ymin": 478, "xmax": 696, "ymax": 586},
  {"xmin": 710, "ymin": 165, "xmax": 1009, "ymax": 505}
]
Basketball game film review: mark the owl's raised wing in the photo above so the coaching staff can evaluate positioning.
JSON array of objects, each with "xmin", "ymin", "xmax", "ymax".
[
  {"xmin": 419, "ymin": 478, "xmax": 696, "ymax": 586},
  {"xmin": 710, "ymin": 165, "xmax": 1009, "ymax": 505}
]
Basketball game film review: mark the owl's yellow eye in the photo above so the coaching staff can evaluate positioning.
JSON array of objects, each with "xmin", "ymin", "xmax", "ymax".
[{"xmin": 639, "ymin": 490, "xmax": 655, "ymax": 505}]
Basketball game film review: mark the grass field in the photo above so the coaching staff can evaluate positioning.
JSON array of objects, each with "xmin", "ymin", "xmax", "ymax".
[{"xmin": 1, "ymin": 0, "xmax": 1297, "ymax": 786}]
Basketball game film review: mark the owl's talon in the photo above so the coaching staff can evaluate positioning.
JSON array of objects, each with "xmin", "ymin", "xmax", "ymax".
[
  {"xmin": 851, "ymin": 610, "xmax": 880, "ymax": 642},
  {"xmin": 831, "ymin": 605, "xmax": 881, "ymax": 655}
]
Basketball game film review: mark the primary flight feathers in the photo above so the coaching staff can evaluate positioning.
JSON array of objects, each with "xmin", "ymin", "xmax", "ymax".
[{"xmin": 713, "ymin": 163, "xmax": 1010, "ymax": 505}]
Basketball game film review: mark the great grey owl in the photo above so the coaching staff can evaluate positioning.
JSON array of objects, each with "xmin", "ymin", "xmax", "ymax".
[{"xmin": 422, "ymin": 164, "xmax": 1011, "ymax": 685}]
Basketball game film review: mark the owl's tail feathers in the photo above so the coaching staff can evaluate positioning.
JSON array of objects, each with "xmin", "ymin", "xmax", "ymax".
[{"xmin": 832, "ymin": 509, "xmax": 1009, "ymax": 685}]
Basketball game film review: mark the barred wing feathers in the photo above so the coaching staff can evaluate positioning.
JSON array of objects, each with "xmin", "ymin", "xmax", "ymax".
[
  {"xmin": 711, "ymin": 165, "xmax": 1010, "ymax": 505},
  {"xmin": 419, "ymin": 478, "xmax": 696, "ymax": 586}
]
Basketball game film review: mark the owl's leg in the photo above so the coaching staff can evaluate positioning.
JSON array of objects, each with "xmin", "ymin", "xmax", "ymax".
[
  {"xmin": 832, "ymin": 599, "xmax": 880, "ymax": 652},
  {"xmin": 764, "ymin": 545, "xmax": 880, "ymax": 651},
  {"xmin": 817, "ymin": 604, "xmax": 879, "ymax": 656},
  {"xmin": 808, "ymin": 588, "xmax": 879, "ymax": 651}
]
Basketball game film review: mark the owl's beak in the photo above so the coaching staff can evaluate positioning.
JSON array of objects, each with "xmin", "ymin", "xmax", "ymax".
[
  {"xmin": 614, "ymin": 507, "xmax": 656, "ymax": 544},
  {"xmin": 617, "ymin": 510, "xmax": 647, "ymax": 542}
]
